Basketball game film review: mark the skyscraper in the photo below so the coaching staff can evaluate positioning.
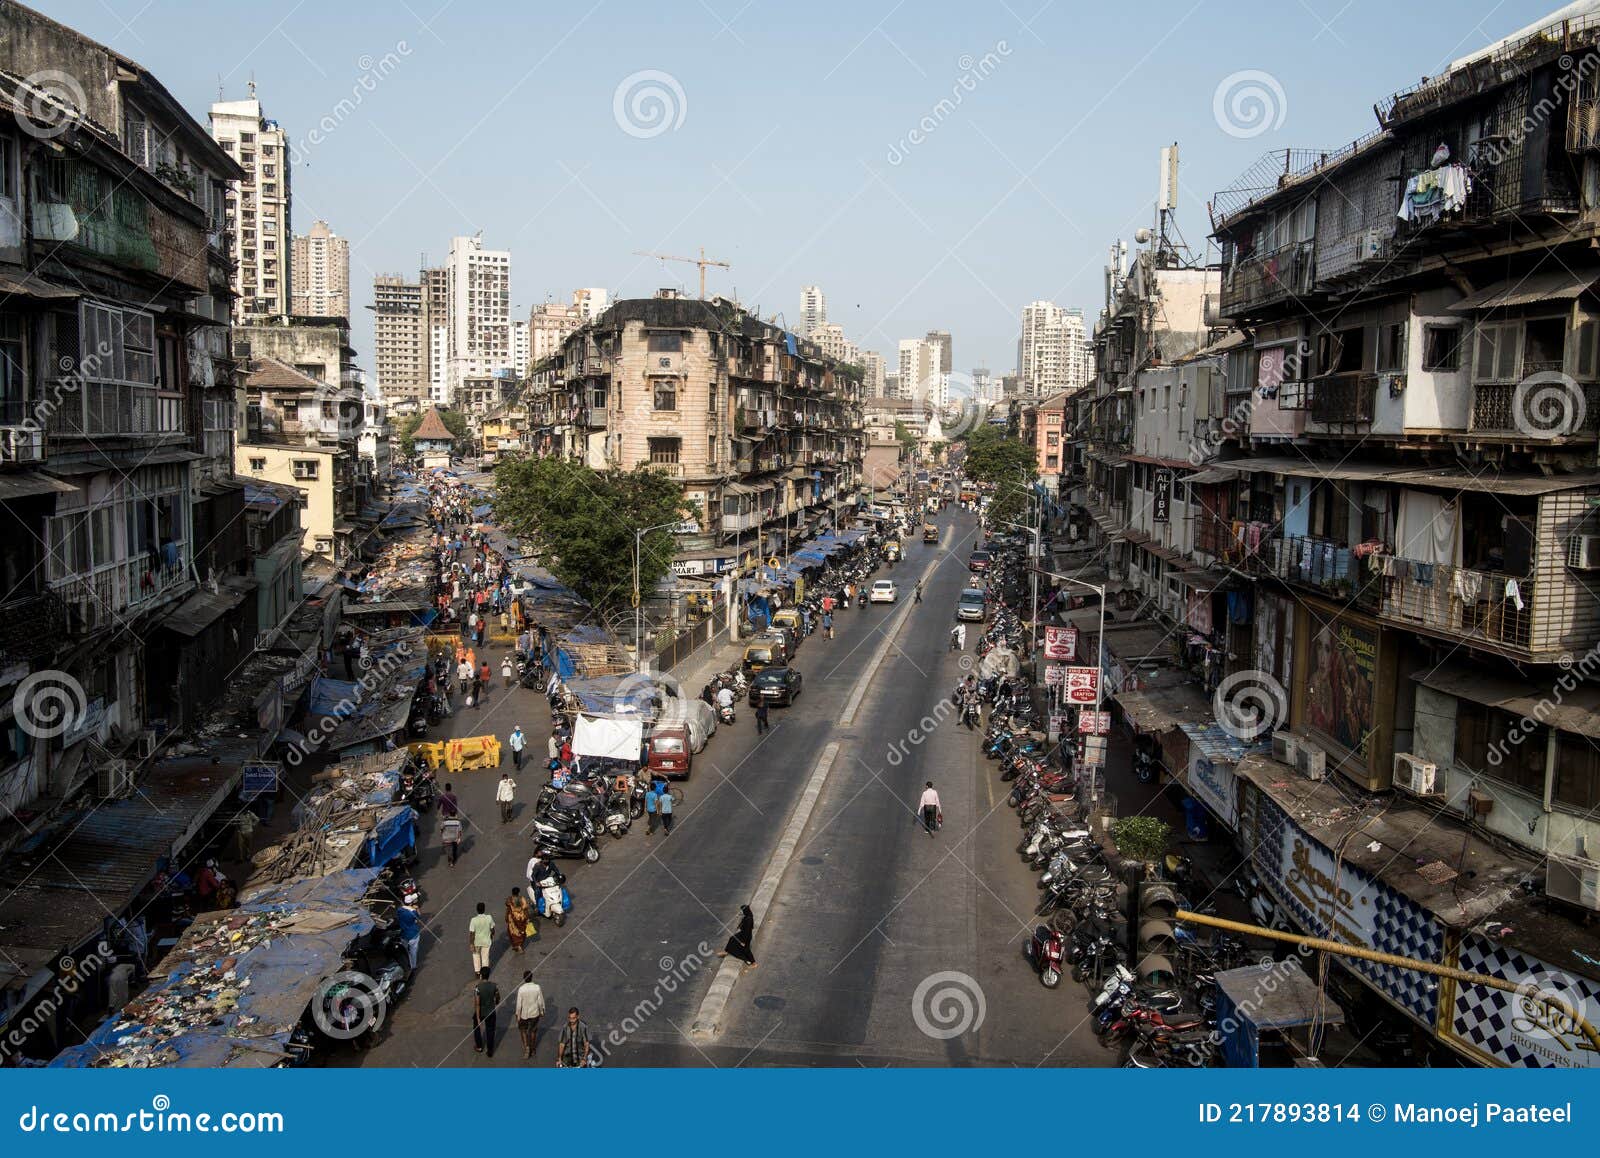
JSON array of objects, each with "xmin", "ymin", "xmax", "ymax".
[
  {"xmin": 1019, "ymin": 301, "xmax": 1088, "ymax": 397},
  {"xmin": 573, "ymin": 288, "xmax": 610, "ymax": 320},
  {"xmin": 860, "ymin": 351, "xmax": 887, "ymax": 397},
  {"xmin": 800, "ymin": 285, "xmax": 827, "ymax": 336},
  {"xmin": 442, "ymin": 235, "xmax": 512, "ymax": 404},
  {"xmin": 373, "ymin": 274, "xmax": 428, "ymax": 404},
  {"xmin": 924, "ymin": 330, "xmax": 952, "ymax": 375},
  {"xmin": 210, "ymin": 87, "xmax": 291, "ymax": 322},
  {"xmin": 291, "ymin": 220, "xmax": 350, "ymax": 317},
  {"xmin": 897, "ymin": 337, "xmax": 947, "ymax": 407}
]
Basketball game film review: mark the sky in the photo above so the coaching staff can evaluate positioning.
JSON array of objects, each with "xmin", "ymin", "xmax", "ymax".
[{"xmin": 45, "ymin": 0, "xmax": 1568, "ymax": 378}]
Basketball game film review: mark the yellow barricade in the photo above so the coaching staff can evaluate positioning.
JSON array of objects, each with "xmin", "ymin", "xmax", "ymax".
[
  {"xmin": 442, "ymin": 735, "xmax": 502, "ymax": 772},
  {"xmin": 406, "ymin": 741, "xmax": 448, "ymax": 771}
]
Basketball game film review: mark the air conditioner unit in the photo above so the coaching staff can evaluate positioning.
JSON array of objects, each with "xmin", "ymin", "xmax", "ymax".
[
  {"xmin": 1271, "ymin": 730, "xmax": 1300, "ymax": 766},
  {"xmin": 1393, "ymin": 752, "xmax": 1439, "ymax": 796},
  {"xmin": 1546, "ymin": 852, "xmax": 1600, "ymax": 911},
  {"xmin": 1359, "ymin": 228, "xmax": 1385, "ymax": 260},
  {"xmin": 1296, "ymin": 741, "xmax": 1327, "ymax": 781},
  {"xmin": 137, "ymin": 728, "xmax": 159, "ymax": 760},
  {"xmin": 1567, "ymin": 534, "xmax": 1600, "ymax": 571},
  {"xmin": 97, "ymin": 758, "xmax": 134, "ymax": 799}
]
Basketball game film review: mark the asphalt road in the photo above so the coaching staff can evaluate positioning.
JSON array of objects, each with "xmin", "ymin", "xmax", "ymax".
[{"xmin": 359, "ymin": 507, "xmax": 1111, "ymax": 1068}]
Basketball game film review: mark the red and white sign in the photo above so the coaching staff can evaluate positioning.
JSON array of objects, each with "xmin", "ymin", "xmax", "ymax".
[
  {"xmin": 1063, "ymin": 666, "xmax": 1100, "ymax": 704},
  {"xmin": 1043, "ymin": 625, "xmax": 1077, "ymax": 661},
  {"xmin": 1043, "ymin": 664, "xmax": 1066, "ymax": 687},
  {"xmin": 1077, "ymin": 710, "xmax": 1111, "ymax": 735}
]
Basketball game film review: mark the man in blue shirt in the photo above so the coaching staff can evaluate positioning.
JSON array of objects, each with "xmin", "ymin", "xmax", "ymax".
[{"xmin": 643, "ymin": 782, "xmax": 659, "ymax": 837}]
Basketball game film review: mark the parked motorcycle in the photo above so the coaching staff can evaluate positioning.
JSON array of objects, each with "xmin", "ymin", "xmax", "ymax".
[
  {"xmin": 1026, "ymin": 924, "xmax": 1066, "ymax": 988},
  {"xmin": 532, "ymin": 810, "xmax": 602, "ymax": 863}
]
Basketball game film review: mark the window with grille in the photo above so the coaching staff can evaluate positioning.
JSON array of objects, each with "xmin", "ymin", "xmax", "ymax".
[
  {"xmin": 648, "ymin": 437, "xmax": 680, "ymax": 464},
  {"xmin": 653, "ymin": 382, "xmax": 677, "ymax": 411}
]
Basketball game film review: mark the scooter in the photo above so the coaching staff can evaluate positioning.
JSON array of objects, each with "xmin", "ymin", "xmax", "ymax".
[
  {"xmin": 1026, "ymin": 924, "xmax": 1066, "ymax": 988},
  {"xmin": 528, "ymin": 859, "xmax": 571, "ymax": 926},
  {"xmin": 532, "ymin": 812, "xmax": 602, "ymax": 863},
  {"xmin": 717, "ymin": 701, "xmax": 737, "ymax": 726}
]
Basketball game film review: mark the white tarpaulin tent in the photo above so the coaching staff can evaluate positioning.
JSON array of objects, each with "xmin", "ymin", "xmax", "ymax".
[
  {"xmin": 979, "ymin": 645, "xmax": 1021, "ymax": 680},
  {"xmin": 573, "ymin": 713, "xmax": 644, "ymax": 760}
]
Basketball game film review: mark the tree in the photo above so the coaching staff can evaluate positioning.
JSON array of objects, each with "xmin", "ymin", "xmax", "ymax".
[
  {"xmin": 963, "ymin": 425, "xmax": 1038, "ymax": 526},
  {"xmin": 893, "ymin": 420, "xmax": 919, "ymax": 454},
  {"xmin": 493, "ymin": 456, "xmax": 689, "ymax": 611},
  {"xmin": 395, "ymin": 409, "xmax": 470, "ymax": 457}
]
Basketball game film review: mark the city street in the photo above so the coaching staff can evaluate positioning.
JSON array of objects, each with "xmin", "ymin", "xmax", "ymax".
[{"xmin": 361, "ymin": 508, "xmax": 1107, "ymax": 1067}]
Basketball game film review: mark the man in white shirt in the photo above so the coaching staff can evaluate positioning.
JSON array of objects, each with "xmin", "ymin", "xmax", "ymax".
[
  {"xmin": 495, "ymin": 771, "xmax": 517, "ymax": 823},
  {"xmin": 918, "ymin": 781, "xmax": 942, "ymax": 836},
  {"xmin": 508, "ymin": 725, "xmax": 526, "ymax": 770},
  {"xmin": 715, "ymin": 684, "xmax": 735, "ymax": 713},
  {"xmin": 515, "ymin": 970, "xmax": 547, "ymax": 1060}
]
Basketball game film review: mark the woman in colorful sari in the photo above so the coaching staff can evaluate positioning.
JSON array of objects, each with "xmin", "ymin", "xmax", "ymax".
[{"xmin": 506, "ymin": 886, "xmax": 534, "ymax": 954}]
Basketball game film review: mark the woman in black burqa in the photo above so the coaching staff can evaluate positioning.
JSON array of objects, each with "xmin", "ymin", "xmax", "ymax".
[{"xmin": 721, "ymin": 904, "xmax": 757, "ymax": 969}]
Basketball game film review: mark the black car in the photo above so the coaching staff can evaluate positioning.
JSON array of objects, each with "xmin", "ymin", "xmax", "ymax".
[{"xmin": 748, "ymin": 666, "xmax": 803, "ymax": 707}]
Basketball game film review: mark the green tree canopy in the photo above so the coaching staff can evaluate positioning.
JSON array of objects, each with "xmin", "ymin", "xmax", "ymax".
[
  {"xmin": 492, "ymin": 456, "xmax": 690, "ymax": 611},
  {"xmin": 963, "ymin": 425, "xmax": 1038, "ymax": 526}
]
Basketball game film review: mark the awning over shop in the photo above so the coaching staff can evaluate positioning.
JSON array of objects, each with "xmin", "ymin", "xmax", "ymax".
[
  {"xmin": 1168, "ymin": 567, "xmax": 1233, "ymax": 592},
  {"xmin": 0, "ymin": 271, "xmax": 79, "ymax": 302},
  {"xmin": 1185, "ymin": 466, "xmax": 1241, "ymax": 485},
  {"xmin": 1447, "ymin": 268, "xmax": 1600, "ymax": 312},
  {"xmin": 0, "ymin": 470, "xmax": 78, "ymax": 500},
  {"xmin": 160, "ymin": 585, "xmax": 250, "ymax": 637},
  {"xmin": 1413, "ymin": 662, "xmax": 1600, "ymax": 739},
  {"xmin": 1180, "ymin": 721, "xmax": 1268, "ymax": 764},
  {"xmin": 1113, "ymin": 684, "xmax": 1215, "ymax": 734}
]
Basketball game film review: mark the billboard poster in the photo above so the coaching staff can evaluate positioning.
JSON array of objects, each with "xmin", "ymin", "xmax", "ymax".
[
  {"xmin": 1063, "ymin": 666, "xmax": 1099, "ymax": 704},
  {"xmin": 1043, "ymin": 625, "xmax": 1077, "ymax": 661},
  {"xmin": 1305, "ymin": 615, "xmax": 1376, "ymax": 757}
]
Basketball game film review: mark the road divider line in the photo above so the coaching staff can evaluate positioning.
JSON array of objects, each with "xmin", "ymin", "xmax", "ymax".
[
  {"xmin": 838, "ymin": 552, "xmax": 939, "ymax": 728},
  {"xmin": 690, "ymin": 741, "xmax": 840, "ymax": 1040}
]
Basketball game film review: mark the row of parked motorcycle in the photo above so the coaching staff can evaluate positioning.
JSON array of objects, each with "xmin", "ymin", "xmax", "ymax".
[{"xmin": 973, "ymin": 536, "xmax": 1254, "ymax": 1069}]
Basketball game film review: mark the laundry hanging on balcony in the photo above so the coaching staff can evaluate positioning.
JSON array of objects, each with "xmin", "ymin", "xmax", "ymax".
[{"xmin": 1397, "ymin": 163, "xmax": 1471, "ymax": 224}]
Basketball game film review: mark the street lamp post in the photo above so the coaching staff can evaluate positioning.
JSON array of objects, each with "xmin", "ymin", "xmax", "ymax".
[
  {"xmin": 1032, "ymin": 568, "xmax": 1107, "ymax": 797},
  {"xmin": 634, "ymin": 519, "xmax": 682, "ymax": 672},
  {"xmin": 1000, "ymin": 518, "xmax": 1041, "ymax": 640}
]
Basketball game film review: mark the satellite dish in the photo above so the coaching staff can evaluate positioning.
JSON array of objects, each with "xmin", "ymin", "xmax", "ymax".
[{"xmin": 1134, "ymin": 228, "xmax": 1152, "ymax": 244}]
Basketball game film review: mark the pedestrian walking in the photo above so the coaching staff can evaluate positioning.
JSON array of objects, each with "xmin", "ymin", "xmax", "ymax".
[
  {"xmin": 468, "ymin": 901, "xmax": 495, "ymax": 973},
  {"xmin": 508, "ymin": 725, "xmax": 526, "ymax": 771},
  {"xmin": 754, "ymin": 701, "xmax": 770, "ymax": 734},
  {"xmin": 467, "ymin": 610, "xmax": 479, "ymax": 641},
  {"xmin": 918, "ymin": 781, "xmax": 943, "ymax": 836},
  {"xmin": 396, "ymin": 899, "xmax": 422, "ymax": 969},
  {"xmin": 914, "ymin": 580, "xmax": 923, "ymax": 603},
  {"xmin": 643, "ymin": 781, "xmax": 659, "ymax": 836},
  {"xmin": 499, "ymin": 608, "xmax": 510, "ymax": 635},
  {"xmin": 456, "ymin": 657, "xmax": 473, "ymax": 689},
  {"xmin": 479, "ymin": 660, "xmax": 493, "ymax": 691},
  {"xmin": 505, "ymin": 887, "xmax": 533, "ymax": 954},
  {"xmin": 547, "ymin": 733, "xmax": 560, "ymax": 763},
  {"xmin": 438, "ymin": 782, "xmax": 459, "ymax": 818},
  {"xmin": 470, "ymin": 672, "xmax": 483, "ymax": 710},
  {"xmin": 822, "ymin": 611, "xmax": 834, "ymax": 640},
  {"xmin": 658, "ymin": 783, "xmax": 676, "ymax": 835},
  {"xmin": 496, "ymin": 770, "xmax": 517, "ymax": 822},
  {"xmin": 471, "ymin": 967, "xmax": 500, "ymax": 1057},
  {"xmin": 557, "ymin": 1007, "xmax": 592, "ymax": 1068},
  {"xmin": 956, "ymin": 623, "xmax": 967, "ymax": 651},
  {"xmin": 515, "ymin": 971, "xmax": 546, "ymax": 1059},
  {"xmin": 502, "ymin": 655, "xmax": 515, "ymax": 689},
  {"xmin": 441, "ymin": 813, "xmax": 463, "ymax": 866},
  {"xmin": 719, "ymin": 904, "xmax": 758, "ymax": 971},
  {"xmin": 231, "ymin": 808, "xmax": 258, "ymax": 862}
]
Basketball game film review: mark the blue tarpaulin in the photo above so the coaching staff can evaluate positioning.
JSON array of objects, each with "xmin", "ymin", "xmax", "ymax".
[
  {"xmin": 365, "ymin": 805, "xmax": 417, "ymax": 868},
  {"xmin": 564, "ymin": 676, "xmax": 658, "ymax": 716},
  {"xmin": 784, "ymin": 332, "xmax": 798, "ymax": 355},
  {"xmin": 52, "ymin": 870, "xmax": 381, "ymax": 1069},
  {"xmin": 306, "ymin": 677, "xmax": 363, "ymax": 718}
]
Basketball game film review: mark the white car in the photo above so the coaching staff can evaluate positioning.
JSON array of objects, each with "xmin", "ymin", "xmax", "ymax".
[{"xmin": 870, "ymin": 580, "xmax": 898, "ymax": 604}]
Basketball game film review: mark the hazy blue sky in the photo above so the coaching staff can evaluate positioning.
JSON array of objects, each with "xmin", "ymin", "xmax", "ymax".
[{"xmin": 48, "ymin": 0, "xmax": 1564, "ymax": 376}]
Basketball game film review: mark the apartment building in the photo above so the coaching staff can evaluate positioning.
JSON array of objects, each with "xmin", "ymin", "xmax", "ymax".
[
  {"xmin": 859, "ymin": 350, "xmax": 887, "ymax": 398},
  {"xmin": 441, "ymin": 235, "xmax": 511, "ymax": 404},
  {"xmin": 799, "ymin": 285, "xmax": 826, "ymax": 336},
  {"xmin": 210, "ymin": 87, "xmax": 291, "ymax": 322},
  {"xmin": 527, "ymin": 294, "xmax": 865, "ymax": 569},
  {"xmin": 291, "ymin": 219, "xmax": 350, "ymax": 317},
  {"xmin": 1019, "ymin": 301, "xmax": 1089, "ymax": 398},
  {"xmin": 530, "ymin": 299, "xmax": 585, "ymax": 364},
  {"xmin": 373, "ymin": 274, "xmax": 429, "ymax": 404},
  {"xmin": 1062, "ymin": 13, "xmax": 1600, "ymax": 1068}
]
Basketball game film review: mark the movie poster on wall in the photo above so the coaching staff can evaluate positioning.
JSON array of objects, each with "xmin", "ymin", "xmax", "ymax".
[{"xmin": 1304, "ymin": 614, "xmax": 1376, "ymax": 758}]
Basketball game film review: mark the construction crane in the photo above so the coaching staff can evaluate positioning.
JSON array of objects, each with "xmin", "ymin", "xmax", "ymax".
[{"xmin": 633, "ymin": 247, "xmax": 730, "ymax": 300}]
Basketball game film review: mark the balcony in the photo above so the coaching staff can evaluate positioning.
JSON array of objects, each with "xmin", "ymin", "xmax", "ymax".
[
  {"xmin": 722, "ymin": 510, "xmax": 759, "ymax": 533},
  {"xmin": 1469, "ymin": 377, "xmax": 1600, "ymax": 437},
  {"xmin": 1220, "ymin": 240, "xmax": 1315, "ymax": 316},
  {"xmin": 42, "ymin": 381, "xmax": 184, "ymax": 439},
  {"xmin": 50, "ymin": 546, "xmax": 193, "ymax": 631},
  {"xmin": 1309, "ymin": 372, "xmax": 1378, "ymax": 426},
  {"xmin": 1378, "ymin": 560, "xmax": 1533, "ymax": 655},
  {"xmin": 1266, "ymin": 535, "xmax": 1379, "ymax": 606}
]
